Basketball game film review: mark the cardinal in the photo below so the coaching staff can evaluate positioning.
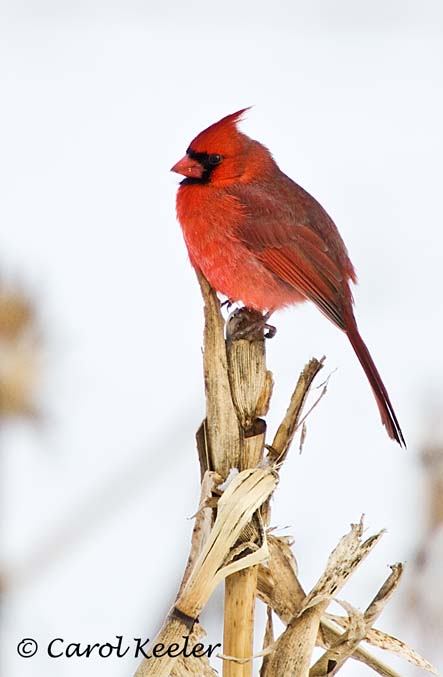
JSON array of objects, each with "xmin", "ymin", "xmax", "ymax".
[{"xmin": 171, "ymin": 109, "xmax": 405, "ymax": 446}]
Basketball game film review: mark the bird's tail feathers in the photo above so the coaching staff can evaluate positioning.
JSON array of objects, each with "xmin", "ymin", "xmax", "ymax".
[{"xmin": 345, "ymin": 315, "xmax": 405, "ymax": 447}]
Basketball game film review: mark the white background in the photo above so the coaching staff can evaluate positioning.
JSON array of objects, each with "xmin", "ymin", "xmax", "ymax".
[{"xmin": 1, "ymin": 1, "xmax": 442, "ymax": 675}]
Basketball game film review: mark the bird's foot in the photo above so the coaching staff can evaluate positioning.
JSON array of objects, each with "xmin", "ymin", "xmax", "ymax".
[
  {"xmin": 220, "ymin": 297, "xmax": 235, "ymax": 311},
  {"xmin": 264, "ymin": 321, "xmax": 277, "ymax": 339},
  {"xmin": 226, "ymin": 308, "xmax": 276, "ymax": 341}
]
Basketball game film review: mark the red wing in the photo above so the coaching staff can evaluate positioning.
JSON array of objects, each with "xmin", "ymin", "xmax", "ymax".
[
  {"xmin": 256, "ymin": 245, "xmax": 345, "ymax": 328},
  {"xmin": 227, "ymin": 178, "xmax": 405, "ymax": 446},
  {"xmin": 230, "ymin": 180, "xmax": 352, "ymax": 329}
]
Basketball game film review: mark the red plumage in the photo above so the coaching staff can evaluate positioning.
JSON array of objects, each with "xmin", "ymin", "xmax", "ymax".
[{"xmin": 172, "ymin": 109, "xmax": 405, "ymax": 446}]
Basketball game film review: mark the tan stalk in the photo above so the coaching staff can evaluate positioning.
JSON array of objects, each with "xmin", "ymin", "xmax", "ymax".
[{"xmin": 134, "ymin": 271, "xmax": 434, "ymax": 677}]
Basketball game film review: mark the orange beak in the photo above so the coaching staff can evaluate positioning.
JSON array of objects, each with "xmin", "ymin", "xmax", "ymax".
[{"xmin": 171, "ymin": 154, "xmax": 204, "ymax": 179}]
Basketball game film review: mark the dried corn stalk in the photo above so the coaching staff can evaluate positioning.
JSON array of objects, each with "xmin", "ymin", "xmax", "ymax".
[
  {"xmin": 134, "ymin": 273, "xmax": 434, "ymax": 677},
  {"xmin": 0, "ymin": 285, "xmax": 40, "ymax": 417}
]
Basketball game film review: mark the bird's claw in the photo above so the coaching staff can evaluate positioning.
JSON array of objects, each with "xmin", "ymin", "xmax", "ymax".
[
  {"xmin": 220, "ymin": 298, "xmax": 235, "ymax": 311},
  {"xmin": 226, "ymin": 307, "xmax": 276, "ymax": 341},
  {"xmin": 264, "ymin": 323, "xmax": 276, "ymax": 339}
]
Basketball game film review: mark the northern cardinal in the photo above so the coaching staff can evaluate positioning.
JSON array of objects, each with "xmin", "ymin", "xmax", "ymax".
[{"xmin": 171, "ymin": 109, "xmax": 405, "ymax": 446}]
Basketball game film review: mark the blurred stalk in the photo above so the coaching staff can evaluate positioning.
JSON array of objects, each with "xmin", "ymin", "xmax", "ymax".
[
  {"xmin": 0, "ymin": 285, "xmax": 40, "ymax": 419},
  {"xmin": 0, "ymin": 282, "xmax": 40, "ymax": 677}
]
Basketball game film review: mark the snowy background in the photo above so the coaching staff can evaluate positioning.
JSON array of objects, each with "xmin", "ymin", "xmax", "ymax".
[{"xmin": 1, "ymin": 1, "xmax": 442, "ymax": 675}]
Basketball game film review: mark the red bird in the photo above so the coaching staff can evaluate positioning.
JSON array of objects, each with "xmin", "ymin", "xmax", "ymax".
[{"xmin": 171, "ymin": 109, "xmax": 405, "ymax": 446}]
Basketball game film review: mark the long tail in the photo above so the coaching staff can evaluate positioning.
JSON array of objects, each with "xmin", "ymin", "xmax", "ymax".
[{"xmin": 345, "ymin": 314, "xmax": 405, "ymax": 447}]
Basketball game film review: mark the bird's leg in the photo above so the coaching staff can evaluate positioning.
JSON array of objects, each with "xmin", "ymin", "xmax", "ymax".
[{"xmin": 226, "ymin": 307, "xmax": 277, "ymax": 341}]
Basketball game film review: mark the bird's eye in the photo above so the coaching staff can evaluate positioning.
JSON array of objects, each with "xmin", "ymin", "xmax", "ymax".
[{"xmin": 208, "ymin": 153, "xmax": 222, "ymax": 165}]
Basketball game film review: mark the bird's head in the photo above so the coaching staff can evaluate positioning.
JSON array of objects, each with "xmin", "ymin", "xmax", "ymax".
[{"xmin": 171, "ymin": 108, "xmax": 271, "ymax": 186}]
